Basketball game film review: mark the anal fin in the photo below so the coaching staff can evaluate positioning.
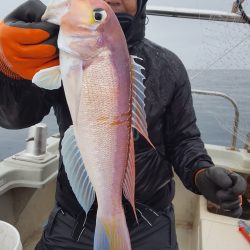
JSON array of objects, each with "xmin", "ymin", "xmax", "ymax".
[{"xmin": 123, "ymin": 130, "xmax": 137, "ymax": 222}]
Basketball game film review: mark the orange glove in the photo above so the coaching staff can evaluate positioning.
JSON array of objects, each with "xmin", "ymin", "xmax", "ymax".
[{"xmin": 0, "ymin": 0, "xmax": 59, "ymax": 80}]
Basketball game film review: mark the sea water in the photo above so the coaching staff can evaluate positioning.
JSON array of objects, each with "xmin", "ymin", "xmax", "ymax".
[{"xmin": 0, "ymin": 69, "xmax": 249, "ymax": 161}]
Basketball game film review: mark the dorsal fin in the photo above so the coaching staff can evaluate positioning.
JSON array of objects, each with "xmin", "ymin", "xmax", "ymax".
[{"xmin": 130, "ymin": 56, "xmax": 154, "ymax": 148}]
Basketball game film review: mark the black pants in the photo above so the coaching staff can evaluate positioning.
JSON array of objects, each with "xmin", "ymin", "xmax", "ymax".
[{"xmin": 35, "ymin": 202, "xmax": 179, "ymax": 250}]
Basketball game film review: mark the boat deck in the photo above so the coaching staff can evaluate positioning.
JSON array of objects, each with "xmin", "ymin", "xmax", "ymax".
[
  {"xmin": 176, "ymin": 224, "xmax": 193, "ymax": 250},
  {"xmin": 0, "ymin": 136, "xmax": 249, "ymax": 250}
]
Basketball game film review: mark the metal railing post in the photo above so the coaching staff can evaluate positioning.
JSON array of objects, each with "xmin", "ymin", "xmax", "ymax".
[
  {"xmin": 146, "ymin": 5, "xmax": 249, "ymax": 23},
  {"xmin": 192, "ymin": 89, "xmax": 240, "ymax": 151},
  {"xmin": 244, "ymin": 132, "xmax": 250, "ymax": 152}
]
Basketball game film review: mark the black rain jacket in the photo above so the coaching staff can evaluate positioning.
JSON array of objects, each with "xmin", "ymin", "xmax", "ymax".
[{"xmin": 0, "ymin": 6, "xmax": 214, "ymax": 215}]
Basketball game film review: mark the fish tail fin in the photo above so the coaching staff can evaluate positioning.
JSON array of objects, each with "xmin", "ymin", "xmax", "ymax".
[{"xmin": 94, "ymin": 211, "xmax": 131, "ymax": 250}]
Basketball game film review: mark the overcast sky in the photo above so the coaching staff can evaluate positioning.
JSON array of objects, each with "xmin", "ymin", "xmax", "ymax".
[{"xmin": 1, "ymin": 0, "xmax": 250, "ymax": 69}]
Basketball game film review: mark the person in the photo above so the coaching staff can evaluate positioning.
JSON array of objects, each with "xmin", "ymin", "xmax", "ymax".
[{"xmin": 0, "ymin": 0, "xmax": 246, "ymax": 249}]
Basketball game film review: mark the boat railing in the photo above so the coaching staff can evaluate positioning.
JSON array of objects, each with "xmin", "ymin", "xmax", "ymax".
[
  {"xmin": 244, "ymin": 132, "xmax": 250, "ymax": 152},
  {"xmin": 146, "ymin": 5, "xmax": 249, "ymax": 23},
  {"xmin": 191, "ymin": 89, "xmax": 240, "ymax": 151},
  {"xmin": 146, "ymin": 5, "xmax": 246, "ymax": 151}
]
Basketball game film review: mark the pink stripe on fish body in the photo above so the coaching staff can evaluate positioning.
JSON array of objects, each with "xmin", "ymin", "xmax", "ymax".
[{"xmin": 75, "ymin": 47, "xmax": 132, "ymax": 215}]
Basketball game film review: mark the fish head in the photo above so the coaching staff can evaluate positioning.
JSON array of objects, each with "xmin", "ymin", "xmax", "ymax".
[{"xmin": 43, "ymin": 0, "xmax": 126, "ymax": 60}]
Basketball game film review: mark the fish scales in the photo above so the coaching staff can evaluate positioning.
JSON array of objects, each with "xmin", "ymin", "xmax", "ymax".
[
  {"xmin": 76, "ymin": 50, "xmax": 131, "ymax": 211},
  {"xmin": 32, "ymin": 0, "xmax": 151, "ymax": 249}
]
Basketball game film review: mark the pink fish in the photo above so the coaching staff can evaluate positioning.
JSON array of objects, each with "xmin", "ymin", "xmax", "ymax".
[{"xmin": 33, "ymin": 0, "xmax": 153, "ymax": 249}]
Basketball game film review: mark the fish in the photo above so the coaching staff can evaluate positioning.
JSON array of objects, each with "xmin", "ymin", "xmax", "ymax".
[{"xmin": 32, "ymin": 0, "xmax": 153, "ymax": 249}]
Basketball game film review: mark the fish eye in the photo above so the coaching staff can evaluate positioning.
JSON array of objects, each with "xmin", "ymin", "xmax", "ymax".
[{"xmin": 93, "ymin": 8, "xmax": 107, "ymax": 22}]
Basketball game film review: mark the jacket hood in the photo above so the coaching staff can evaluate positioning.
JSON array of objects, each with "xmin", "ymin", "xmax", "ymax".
[{"xmin": 116, "ymin": 0, "xmax": 148, "ymax": 50}]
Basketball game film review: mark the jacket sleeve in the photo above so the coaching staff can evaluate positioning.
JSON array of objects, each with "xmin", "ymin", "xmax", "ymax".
[
  {"xmin": 164, "ymin": 59, "xmax": 214, "ymax": 194},
  {"xmin": 0, "ymin": 71, "xmax": 57, "ymax": 129}
]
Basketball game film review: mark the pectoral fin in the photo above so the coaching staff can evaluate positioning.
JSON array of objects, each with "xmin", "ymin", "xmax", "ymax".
[{"xmin": 32, "ymin": 66, "xmax": 62, "ymax": 90}]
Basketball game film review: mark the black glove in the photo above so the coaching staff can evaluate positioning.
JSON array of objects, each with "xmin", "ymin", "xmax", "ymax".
[
  {"xmin": 195, "ymin": 167, "xmax": 247, "ymax": 217},
  {"xmin": 0, "ymin": 0, "xmax": 59, "ymax": 80}
]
